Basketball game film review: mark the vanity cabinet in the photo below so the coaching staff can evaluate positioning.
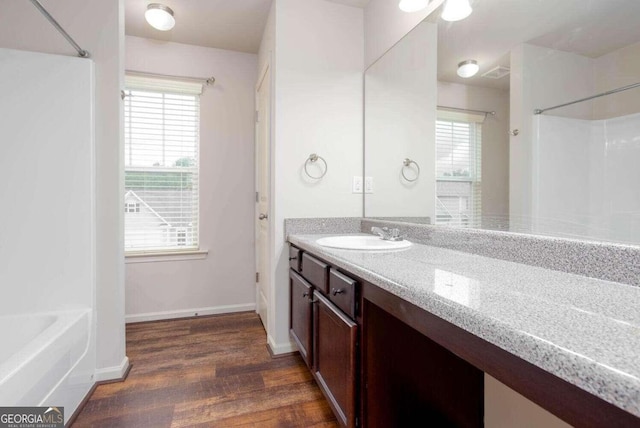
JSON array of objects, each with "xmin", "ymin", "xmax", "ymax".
[
  {"xmin": 289, "ymin": 242, "xmax": 640, "ymax": 428},
  {"xmin": 314, "ymin": 291, "xmax": 357, "ymax": 427},
  {"xmin": 289, "ymin": 270, "xmax": 313, "ymax": 367},
  {"xmin": 289, "ymin": 246, "xmax": 359, "ymax": 427}
]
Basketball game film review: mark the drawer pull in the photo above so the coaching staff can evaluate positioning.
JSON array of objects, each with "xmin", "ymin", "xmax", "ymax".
[
  {"xmin": 289, "ymin": 256, "xmax": 298, "ymax": 261},
  {"xmin": 332, "ymin": 288, "xmax": 345, "ymax": 296}
]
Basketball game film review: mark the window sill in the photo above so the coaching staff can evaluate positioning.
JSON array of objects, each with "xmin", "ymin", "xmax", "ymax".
[{"xmin": 125, "ymin": 249, "xmax": 209, "ymax": 264}]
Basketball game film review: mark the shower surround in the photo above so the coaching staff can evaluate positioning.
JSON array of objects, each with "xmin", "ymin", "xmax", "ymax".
[
  {"xmin": 533, "ymin": 112, "xmax": 640, "ymax": 244},
  {"xmin": 0, "ymin": 48, "xmax": 96, "ymax": 423}
]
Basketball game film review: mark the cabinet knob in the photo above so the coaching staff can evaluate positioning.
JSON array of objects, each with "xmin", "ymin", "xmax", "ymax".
[
  {"xmin": 332, "ymin": 288, "xmax": 345, "ymax": 296},
  {"xmin": 302, "ymin": 291, "xmax": 309, "ymax": 298},
  {"xmin": 289, "ymin": 256, "xmax": 298, "ymax": 261}
]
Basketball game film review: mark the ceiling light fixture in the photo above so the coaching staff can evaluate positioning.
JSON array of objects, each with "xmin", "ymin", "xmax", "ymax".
[
  {"xmin": 441, "ymin": 0, "xmax": 472, "ymax": 22},
  {"xmin": 457, "ymin": 60, "xmax": 479, "ymax": 78},
  {"xmin": 398, "ymin": 0, "xmax": 429, "ymax": 13},
  {"xmin": 145, "ymin": 3, "xmax": 175, "ymax": 31}
]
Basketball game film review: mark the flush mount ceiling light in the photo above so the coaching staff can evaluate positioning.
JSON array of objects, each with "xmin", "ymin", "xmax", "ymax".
[
  {"xmin": 457, "ymin": 60, "xmax": 479, "ymax": 78},
  {"xmin": 145, "ymin": 3, "xmax": 175, "ymax": 31},
  {"xmin": 398, "ymin": 0, "xmax": 429, "ymax": 13},
  {"xmin": 441, "ymin": 0, "xmax": 472, "ymax": 22}
]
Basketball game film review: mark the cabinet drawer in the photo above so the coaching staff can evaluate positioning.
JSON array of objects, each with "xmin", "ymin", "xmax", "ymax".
[
  {"xmin": 329, "ymin": 269, "xmax": 357, "ymax": 319},
  {"xmin": 301, "ymin": 253, "xmax": 329, "ymax": 294},
  {"xmin": 289, "ymin": 246, "xmax": 302, "ymax": 272}
]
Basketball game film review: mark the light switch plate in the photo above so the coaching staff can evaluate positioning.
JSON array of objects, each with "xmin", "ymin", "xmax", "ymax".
[
  {"xmin": 365, "ymin": 176, "xmax": 374, "ymax": 193},
  {"xmin": 352, "ymin": 176, "xmax": 363, "ymax": 193}
]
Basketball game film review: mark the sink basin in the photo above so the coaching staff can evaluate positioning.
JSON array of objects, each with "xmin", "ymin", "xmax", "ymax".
[{"xmin": 316, "ymin": 235, "xmax": 412, "ymax": 251}]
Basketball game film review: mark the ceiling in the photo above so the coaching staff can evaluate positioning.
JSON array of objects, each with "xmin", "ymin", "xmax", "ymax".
[
  {"xmin": 126, "ymin": 0, "xmax": 640, "ymax": 87},
  {"xmin": 125, "ymin": 0, "xmax": 371, "ymax": 53},
  {"xmin": 325, "ymin": 0, "xmax": 371, "ymax": 7},
  {"xmin": 125, "ymin": 0, "xmax": 273, "ymax": 53},
  {"xmin": 436, "ymin": 0, "xmax": 640, "ymax": 89}
]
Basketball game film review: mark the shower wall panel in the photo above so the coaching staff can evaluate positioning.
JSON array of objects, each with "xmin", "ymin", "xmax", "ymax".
[{"xmin": 0, "ymin": 48, "xmax": 94, "ymax": 314}]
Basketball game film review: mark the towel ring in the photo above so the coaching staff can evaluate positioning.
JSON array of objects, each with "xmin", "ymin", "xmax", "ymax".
[
  {"xmin": 401, "ymin": 158, "xmax": 420, "ymax": 182},
  {"xmin": 304, "ymin": 153, "xmax": 327, "ymax": 179}
]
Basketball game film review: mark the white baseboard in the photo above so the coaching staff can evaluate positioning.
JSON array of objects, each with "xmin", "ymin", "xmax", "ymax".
[
  {"xmin": 94, "ymin": 356, "xmax": 130, "ymax": 382},
  {"xmin": 125, "ymin": 303, "xmax": 256, "ymax": 324},
  {"xmin": 267, "ymin": 334, "xmax": 298, "ymax": 355}
]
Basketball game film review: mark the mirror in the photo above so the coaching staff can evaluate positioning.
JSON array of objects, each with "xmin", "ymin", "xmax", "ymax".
[{"xmin": 364, "ymin": 0, "xmax": 640, "ymax": 245}]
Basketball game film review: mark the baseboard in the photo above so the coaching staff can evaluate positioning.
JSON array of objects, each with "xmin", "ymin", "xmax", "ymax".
[
  {"xmin": 94, "ymin": 356, "xmax": 130, "ymax": 382},
  {"xmin": 67, "ymin": 359, "xmax": 131, "ymax": 426},
  {"xmin": 267, "ymin": 334, "xmax": 298, "ymax": 356},
  {"xmin": 125, "ymin": 303, "xmax": 256, "ymax": 324},
  {"xmin": 65, "ymin": 383, "xmax": 98, "ymax": 428}
]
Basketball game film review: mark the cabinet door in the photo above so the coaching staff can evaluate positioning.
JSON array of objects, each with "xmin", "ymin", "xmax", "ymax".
[
  {"xmin": 290, "ymin": 270, "xmax": 313, "ymax": 367},
  {"xmin": 314, "ymin": 291, "xmax": 357, "ymax": 427}
]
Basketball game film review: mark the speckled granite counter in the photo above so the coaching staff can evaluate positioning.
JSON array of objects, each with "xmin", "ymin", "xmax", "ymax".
[{"xmin": 288, "ymin": 233, "xmax": 640, "ymax": 418}]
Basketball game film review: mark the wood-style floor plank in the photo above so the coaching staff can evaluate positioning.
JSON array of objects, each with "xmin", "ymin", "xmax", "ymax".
[{"xmin": 72, "ymin": 312, "xmax": 337, "ymax": 427}]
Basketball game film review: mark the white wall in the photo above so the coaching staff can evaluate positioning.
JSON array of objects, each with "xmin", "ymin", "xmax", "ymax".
[
  {"xmin": 437, "ymin": 81, "xmax": 510, "ymax": 221},
  {"xmin": 509, "ymin": 44, "xmax": 594, "ymax": 229},
  {"xmin": 0, "ymin": 0, "xmax": 126, "ymax": 379},
  {"xmin": 364, "ymin": 0, "xmax": 444, "ymax": 68},
  {"xmin": 364, "ymin": 21, "xmax": 437, "ymax": 219},
  {"xmin": 263, "ymin": 0, "xmax": 364, "ymax": 353},
  {"xmin": 485, "ymin": 375, "xmax": 571, "ymax": 428},
  {"xmin": 593, "ymin": 41, "xmax": 640, "ymax": 119},
  {"xmin": 124, "ymin": 36, "xmax": 258, "ymax": 322}
]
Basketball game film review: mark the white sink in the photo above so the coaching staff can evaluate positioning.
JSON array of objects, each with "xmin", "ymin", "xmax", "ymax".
[{"xmin": 316, "ymin": 235, "xmax": 412, "ymax": 251}]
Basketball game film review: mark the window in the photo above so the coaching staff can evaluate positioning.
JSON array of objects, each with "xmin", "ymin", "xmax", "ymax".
[
  {"xmin": 124, "ymin": 75, "xmax": 201, "ymax": 252},
  {"xmin": 435, "ymin": 111, "xmax": 482, "ymax": 228}
]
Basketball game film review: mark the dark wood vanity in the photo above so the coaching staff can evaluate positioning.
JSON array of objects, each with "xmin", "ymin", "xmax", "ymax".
[
  {"xmin": 289, "ymin": 246, "xmax": 359, "ymax": 427},
  {"xmin": 289, "ymin": 244, "xmax": 483, "ymax": 427},
  {"xmin": 289, "ymin": 243, "xmax": 640, "ymax": 428}
]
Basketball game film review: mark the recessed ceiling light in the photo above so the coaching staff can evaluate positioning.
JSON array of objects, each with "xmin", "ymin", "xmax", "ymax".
[
  {"xmin": 457, "ymin": 60, "xmax": 479, "ymax": 78},
  {"xmin": 441, "ymin": 0, "xmax": 472, "ymax": 22},
  {"xmin": 145, "ymin": 3, "xmax": 175, "ymax": 31},
  {"xmin": 398, "ymin": 0, "xmax": 429, "ymax": 13}
]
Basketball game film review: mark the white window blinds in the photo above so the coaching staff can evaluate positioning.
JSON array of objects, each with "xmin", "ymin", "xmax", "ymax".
[
  {"xmin": 435, "ymin": 112, "xmax": 482, "ymax": 228},
  {"xmin": 124, "ymin": 76, "xmax": 200, "ymax": 252}
]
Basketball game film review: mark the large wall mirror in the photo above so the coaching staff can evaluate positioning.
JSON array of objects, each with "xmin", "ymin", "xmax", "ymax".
[{"xmin": 364, "ymin": 0, "xmax": 640, "ymax": 246}]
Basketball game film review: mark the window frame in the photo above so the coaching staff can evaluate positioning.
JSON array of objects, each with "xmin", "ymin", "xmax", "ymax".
[
  {"xmin": 435, "ymin": 111, "xmax": 483, "ymax": 228},
  {"xmin": 123, "ymin": 77, "xmax": 202, "ymax": 255}
]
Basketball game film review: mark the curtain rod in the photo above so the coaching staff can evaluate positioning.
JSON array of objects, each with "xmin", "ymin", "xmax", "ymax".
[
  {"xmin": 126, "ymin": 70, "xmax": 216, "ymax": 86},
  {"xmin": 534, "ymin": 81, "xmax": 640, "ymax": 115},
  {"xmin": 29, "ymin": 0, "xmax": 89, "ymax": 58},
  {"xmin": 437, "ymin": 105, "xmax": 496, "ymax": 116}
]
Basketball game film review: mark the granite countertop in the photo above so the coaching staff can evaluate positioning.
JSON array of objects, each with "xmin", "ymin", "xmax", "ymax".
[{"xmin": 288, "ymin": 233, "xmax": 640, "ymax": 417}]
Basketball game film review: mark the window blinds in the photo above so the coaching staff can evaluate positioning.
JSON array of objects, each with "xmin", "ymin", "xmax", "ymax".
[
  {"xmin": 124, "ymin": 78, "xmax": 200, "ymax": 252},
  {"xmin": 435, "ymin": 114, "xmax": 482, "ymax": 228}
]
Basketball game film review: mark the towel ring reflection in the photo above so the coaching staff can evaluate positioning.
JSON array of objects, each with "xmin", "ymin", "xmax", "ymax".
[
  {"xmin": 304, "ymin": 153, "xmax": 327, "ymax": 179},
  {"xmin": 401, "ymin": 158, "xmax": 420, "ymax": 182}
]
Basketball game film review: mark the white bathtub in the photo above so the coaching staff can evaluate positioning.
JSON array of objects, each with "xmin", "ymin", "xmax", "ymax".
[{"xmin": 0, "ymin": 309, "xmax": 94, "ymax": 417}]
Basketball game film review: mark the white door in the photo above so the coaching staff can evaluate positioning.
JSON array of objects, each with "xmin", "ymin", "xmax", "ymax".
[{"xmin": 255, "ymin": 65, "xmax": 271, "ymax": 328}]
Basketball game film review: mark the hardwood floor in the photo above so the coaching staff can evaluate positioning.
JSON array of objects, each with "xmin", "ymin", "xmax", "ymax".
[{"xmin": 73, "ymin": 312, "xmax": 338, "ymax": 427}]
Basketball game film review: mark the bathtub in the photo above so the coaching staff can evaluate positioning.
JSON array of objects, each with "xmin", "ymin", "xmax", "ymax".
[{"xmin": 0, "ymin": 309, "xmax": 94, "ymax": 417}]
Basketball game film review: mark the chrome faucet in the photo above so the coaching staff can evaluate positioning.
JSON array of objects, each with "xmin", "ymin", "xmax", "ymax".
[{"xmin": 371, "ymin": 226, "xmax": 403, "ymax": 241}]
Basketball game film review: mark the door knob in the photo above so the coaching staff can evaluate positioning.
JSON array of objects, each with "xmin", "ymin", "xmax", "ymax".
[{"xmin": 259, "ymin": 213, "xmax": 268, "ymax": 220}]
